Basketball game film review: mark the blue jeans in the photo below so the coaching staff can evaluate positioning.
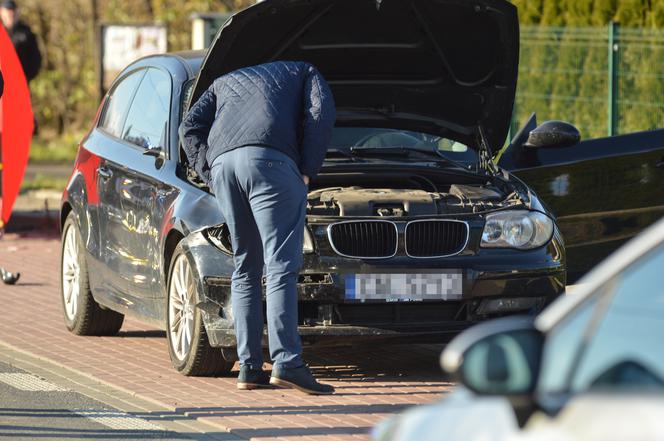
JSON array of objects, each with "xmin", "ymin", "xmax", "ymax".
[{"xmin": 210, "ymin": 146, "xmax": 306, "ymax": 370}]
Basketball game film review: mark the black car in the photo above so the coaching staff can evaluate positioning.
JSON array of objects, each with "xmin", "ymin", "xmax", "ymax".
[{"xmin": 60, "ymin": 0, "xmax": 664, "ymax": 376}]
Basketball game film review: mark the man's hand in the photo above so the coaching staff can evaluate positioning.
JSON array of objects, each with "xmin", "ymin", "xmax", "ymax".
[{"xmin": 302, "ymin": 175, "xmax": 310, "ymax": 186}]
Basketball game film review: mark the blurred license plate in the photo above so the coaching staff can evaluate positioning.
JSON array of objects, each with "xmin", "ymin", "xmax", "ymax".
[{"xmin": 345, "ymin": 272, "xmax": 462, "ymax": 302}]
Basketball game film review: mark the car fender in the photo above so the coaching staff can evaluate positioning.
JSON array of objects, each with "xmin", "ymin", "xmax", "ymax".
[
  {"xmin": 179, "ymin": 230, "xmax": 236, "ymax": 346},
  {"xmin": 171, "ymin": 186, "xmax": 224, "ymax": 235},
  {"xmin": 61, "ymin": 168, "xmax": 101, "ymax": 258},
  {"xmin": 154, "ymin": 170, "xmax": 223, "ymax": 288}
]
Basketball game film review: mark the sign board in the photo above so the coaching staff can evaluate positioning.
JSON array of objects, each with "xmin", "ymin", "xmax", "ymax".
[{"xmin": 99, "ymin": 24, "xmax": 167, "ymax": 95}]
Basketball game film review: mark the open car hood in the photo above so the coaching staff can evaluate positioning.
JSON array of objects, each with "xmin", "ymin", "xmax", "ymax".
[{"xmin": 191, "ymin": 0, "xmax": 519, "ymax": 155}]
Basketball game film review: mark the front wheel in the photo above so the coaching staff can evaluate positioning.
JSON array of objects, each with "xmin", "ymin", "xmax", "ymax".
[
  {"xmin": 61, "ymin": 212, "xmax": 124, "ymax": 335},
  {"xmin": 166, "ymin": 244, "xmax": 234, "ymax": 376}
]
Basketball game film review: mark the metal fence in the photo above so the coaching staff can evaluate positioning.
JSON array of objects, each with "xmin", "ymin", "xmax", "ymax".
[{"xmin": 514, "ymin": 24, "xmax": 664, "ymax": 140}]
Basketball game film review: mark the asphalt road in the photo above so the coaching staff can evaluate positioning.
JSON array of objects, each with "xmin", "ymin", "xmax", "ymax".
[{"xmin": 0, "ymin": 360, "xmax": 206, "ymax": 441}]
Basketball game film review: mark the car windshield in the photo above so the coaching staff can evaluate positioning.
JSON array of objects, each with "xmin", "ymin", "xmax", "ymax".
[{"xmin": 328, "ymin": 127, "xmax": 477, "ymax": 165}]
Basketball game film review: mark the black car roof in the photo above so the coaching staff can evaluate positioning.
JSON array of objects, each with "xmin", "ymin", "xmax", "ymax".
[{"xmin": 170, "ymin": 50, "xmax": 205, "ymax": 78}]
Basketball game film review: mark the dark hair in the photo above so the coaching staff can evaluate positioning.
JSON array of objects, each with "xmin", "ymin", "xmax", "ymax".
[{"xmin": 1, "ymin": 0, "xmax": 17, "ymax": 10}]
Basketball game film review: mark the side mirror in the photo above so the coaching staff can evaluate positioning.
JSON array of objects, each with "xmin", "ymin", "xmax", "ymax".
[
  {"xmin": 441, "ymin": 316, "xmax": 544, "ymax": 397},
  {"xmin": 525, "ymin": 120, "xmax": 580, "ymax": 149}
]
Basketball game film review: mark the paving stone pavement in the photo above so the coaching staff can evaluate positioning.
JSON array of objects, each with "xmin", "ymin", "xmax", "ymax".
[{"xmin": 0, "ymin": 232, "xmax": 455, "ymax": 441}]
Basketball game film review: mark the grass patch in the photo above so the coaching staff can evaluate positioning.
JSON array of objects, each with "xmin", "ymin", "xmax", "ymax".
[
  {"xmin": 29, "ymin": 131, "xmax": 84, "ymax": 164},
  {"xmin": 20, "ymin": 174, "xmax": 69, "ymax": 192}
]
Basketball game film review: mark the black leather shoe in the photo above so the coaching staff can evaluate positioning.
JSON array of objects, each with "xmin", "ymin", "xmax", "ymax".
[
  {"xmin": 1, "ymin": 268, "xmax": 19, "ymax": 285},
  {"xmin": 237, "ymin": 366, "xmax": 271, "ymax": 390},
  {"xmin": 270, "ymin": 364, "xmax": 335, "ymax": 395}
]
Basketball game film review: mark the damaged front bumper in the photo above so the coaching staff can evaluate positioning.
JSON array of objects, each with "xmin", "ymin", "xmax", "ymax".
[{"xmin": 181, "ymin": 226, "xmax": 565, "ymax": 349}]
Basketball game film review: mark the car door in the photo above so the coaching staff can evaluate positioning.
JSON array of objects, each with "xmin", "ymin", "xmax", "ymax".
[
  {"xmin": 111, "ymin": 67, "xmax": 173, "ymax": 318},
  {"xmin": 499, "ymin": 116, "xmax": 664, "ymax": 281},
  {"xmin": 93, "ymin": 68, "xmax": 146, "ymax": 306}
]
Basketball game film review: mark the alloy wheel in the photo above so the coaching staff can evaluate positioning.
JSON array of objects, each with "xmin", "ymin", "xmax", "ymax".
[
  {"xmin": 61, "ymin": 224, "xmax": 80, "ymax": 321},
  {"xmin": 168, "ymin": 254, "xmax": 196, "ymax": 360}
]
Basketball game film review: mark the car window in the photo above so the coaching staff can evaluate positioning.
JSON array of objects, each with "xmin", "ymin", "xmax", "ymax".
[
  {"xmin": 538, "ymin": 295, "xmax": 600, "ymax": 394},
  {"xmin": 570, "ymin": 245, "xmax": 664, "ymax": 392},
  {"xmin": 121, "ymin": 68, "xmax": 172, "ymax": 149},
  {"xmin": 99, "ymin": 70, "xmax": 145, "ymax": 137}
]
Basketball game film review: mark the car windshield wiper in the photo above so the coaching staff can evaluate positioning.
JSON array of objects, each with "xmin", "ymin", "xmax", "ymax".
[
  {"xmin": 326, "ymin": 148, "xmax": 355, "ymax": 159},
  {"xmin": 325, "ymin": 148, "xmax": 372, "ymax": 163},
  {"xmin": 348, "ymin": 146, "xmax": 471, "ymax": 170}
]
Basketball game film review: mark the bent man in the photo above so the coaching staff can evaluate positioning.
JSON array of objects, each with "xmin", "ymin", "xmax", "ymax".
[{"xmin": 179, "ymin": 61, "xmax": 336, "ymax": 394}]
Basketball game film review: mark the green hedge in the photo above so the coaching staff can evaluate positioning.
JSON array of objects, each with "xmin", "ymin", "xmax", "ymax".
[{"xmin": 511, "ymin": 1, "xmax": 664, "ymax": 140}]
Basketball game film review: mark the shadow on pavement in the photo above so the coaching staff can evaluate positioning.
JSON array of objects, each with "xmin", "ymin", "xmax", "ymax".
[
  {"xmin": 116, "ymin": 330, "xmax": 166, "ymax": 339},
  {"xmin": 305, "ymin": 343, "xmax": 449, "ymax": 383},
  {"xmin": 109, "ymin": 328, "xmax": 450, "ymax": 383}
]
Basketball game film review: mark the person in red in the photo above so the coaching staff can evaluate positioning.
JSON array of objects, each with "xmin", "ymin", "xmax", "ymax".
[
  {"xmin": 0, "ymin": 68, "xmax": 19, "ymax": 285},
  {"xmin": 0, "ymin": 1, "xmax": 36, "ymax": 285}
]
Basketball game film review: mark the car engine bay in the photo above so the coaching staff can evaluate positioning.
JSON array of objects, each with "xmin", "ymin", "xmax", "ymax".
[{"xmin": 307, "ymin": 173, "xmax": 526, "ymax": 217}]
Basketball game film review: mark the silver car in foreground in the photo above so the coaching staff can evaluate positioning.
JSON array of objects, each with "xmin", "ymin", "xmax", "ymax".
[{"xmin": 374, "ymin": 216, "xmax": 664, "ymax": 441}]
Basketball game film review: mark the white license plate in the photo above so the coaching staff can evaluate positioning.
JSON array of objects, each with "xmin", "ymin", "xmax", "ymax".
[{"xmin": 344, "ymin": 272, "xmax": 463, "ymax": 302}]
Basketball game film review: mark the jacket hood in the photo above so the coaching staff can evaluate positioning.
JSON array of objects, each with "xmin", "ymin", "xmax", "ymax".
[{"xmin": 191, "ymin": 0, "xmax": 519, "ymax": 155}]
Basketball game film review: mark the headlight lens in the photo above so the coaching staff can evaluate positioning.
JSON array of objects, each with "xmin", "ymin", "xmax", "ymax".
[{"xmin": 481, "ymin": 210, "xmax": 554, "ymax": 250}]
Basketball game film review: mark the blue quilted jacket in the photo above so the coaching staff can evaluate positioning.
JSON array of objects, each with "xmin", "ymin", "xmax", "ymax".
[{"xmin": 179, "ymin": 61, "xmax": 336, "ymax": 184}]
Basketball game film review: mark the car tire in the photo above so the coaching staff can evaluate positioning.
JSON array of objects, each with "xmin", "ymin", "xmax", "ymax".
[
  {"xmin": 61, "ymin": 212, "xmax": 125, "ymax": 336},
  {"xmin": 166, "ymin": 243, "xmax": 233, "ymax": 376}
]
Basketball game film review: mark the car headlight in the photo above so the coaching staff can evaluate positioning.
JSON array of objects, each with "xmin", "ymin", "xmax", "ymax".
[
  {"xmin": 303, "ymin": 226, "xmax": 315, "ymax": 254},
  {"xmin": 481, "ymin": 210, "xmax": 554, "ymax": 250}
]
